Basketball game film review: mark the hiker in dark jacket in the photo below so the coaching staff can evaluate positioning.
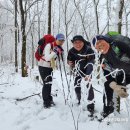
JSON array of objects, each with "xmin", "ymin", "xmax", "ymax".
[
  {"xmin": 38, "ymin": 34, "xmax": 65, "ymax": 108},
  {"xmin": 67, "ymin": 35, "xmax": 95, "ymax": 113},
  {"xmin": 92, "ymin": 35, "xmax": 130, "ymax": 117}
]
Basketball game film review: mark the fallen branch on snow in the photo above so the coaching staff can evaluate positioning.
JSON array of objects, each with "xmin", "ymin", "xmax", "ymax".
[
  {"xmin": 16, "ymin": 92, "xmax": 41, "ymax": 101},
  {"xmin": 0, "ymin": 83, "xmax": 9, "ymax": 85}
]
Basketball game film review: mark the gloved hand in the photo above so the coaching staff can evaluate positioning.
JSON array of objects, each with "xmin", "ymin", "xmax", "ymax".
[
  {"xmin": 67, "ymin": 60, "xmax": 75, "ymax": 68},
  {"xmin": 109, "ymin": 81, "xmax": 129, "ymax": 98},
  {"xmin": 84, "ymin": 75, "xmax": 91, "ymax": 81},
  {"xmin": 53, "ymin": 46, "xmax": 63, "ymax": 55}
]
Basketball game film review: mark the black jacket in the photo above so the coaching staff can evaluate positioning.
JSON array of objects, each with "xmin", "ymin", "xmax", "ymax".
[
  {"xmin": 102, "ymin": 41, "xmax": 130, "ymax": 74},
  {"xmin": 67, "ymin": 44, "xmax": 94, "ymax": 76}
]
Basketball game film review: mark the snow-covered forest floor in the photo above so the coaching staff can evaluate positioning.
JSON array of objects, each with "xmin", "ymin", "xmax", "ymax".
[{"xmin": 0, "ymin": 63, "xmax": 130, "ymax": 130}]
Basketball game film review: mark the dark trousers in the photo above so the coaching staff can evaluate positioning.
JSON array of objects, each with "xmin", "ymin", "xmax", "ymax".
[
  {"xmin": 103, "ymin": 70, "xmax": 130, "ymax": 108},
  {"xmin": 39, "ymin": 66, "xmax": 53, "ymax": 104},
  {"xmin": 74, "ymin": 59, "xmax": 94, "ymax": 103},
  {"xmin": 74, "ymin": 75, "xmax": 94, "ymax": 102},
  {"xmin": 103, "ymin": 70, "xmax": 114, "ymax": 106}
]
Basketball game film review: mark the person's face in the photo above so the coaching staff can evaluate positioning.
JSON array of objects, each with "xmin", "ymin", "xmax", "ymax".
[
  {"xmin": 95, "ymin": 40, "xmax": 110, "ymax": 54},
  {"xmin": 73, "ymin": 40, "xmax": 84, "ymax": 51},
  {"xmin": 56, "ymin": 39, "xmax": 65, "ymax": 46}
]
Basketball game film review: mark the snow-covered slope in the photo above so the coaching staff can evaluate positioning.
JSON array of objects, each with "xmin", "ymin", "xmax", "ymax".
[{"xmin": 0, "ymin": 65, "xmax": 130, "ymax": 130}]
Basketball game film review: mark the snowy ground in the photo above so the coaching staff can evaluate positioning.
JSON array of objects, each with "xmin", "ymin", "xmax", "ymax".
[{"xmin": 0, "ymin": 64, "xmax": 130, "ymax": 130}]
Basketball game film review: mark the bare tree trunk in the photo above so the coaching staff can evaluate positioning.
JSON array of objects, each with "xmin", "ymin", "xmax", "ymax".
[
  {"xmin": 62, "ymin": 0, "xmax": 76, "ymax": 52},
  {"xmin": 106, "ymin": 0, "xmax": 111, "ymax": 32},
  {"xmin": 58, "ymin": 0, "xmax": 61, "ymax": 33},
  {"xmin": 64, "ymin": 0, "xmax": 69, "ymax": 52},
  {"xmin": 73, "ymin": 0, "xmax": 89, "ymax": 40},
  {"xmin": 37, "ymin": 1, "xmax": 41, "ymax": 39},
  {"xmin": 0, "ymin": 35, "xmax": 3, "ymax": 64},
  {"xmin": 28, "ymin": 0, "xmax": 35, "ymax": 69},
  {"xmin": 31, "ymin": 24, "xmax": 34, "ymax": 69},
  {"xmin": 93, "ymin": 0, "xmax": 100, "ymax": 34},
  {"xmin": 32, "ymin": 41, "xmax": 34, "ymax": 68},
  {"xmin": 19, "ymin": 0, "xmax": 27, "ymax": 77},
  {"xmin": 118, "ymin": 0, "xmax": 124, "ymax": 34},
  {"xmin": 48, "ymin": 0, "xmax": 52, "ymax": 34},
  {"xmin": 14, "ymin": 0, "xmax": 18, "ymax": 72},
  {"xmin": 125, "ymin": 11, "xmax": 130, "ymax": 36},
  {"xmin": 106, "ymin": 0, "xmax": 109, "ymax": 32}
]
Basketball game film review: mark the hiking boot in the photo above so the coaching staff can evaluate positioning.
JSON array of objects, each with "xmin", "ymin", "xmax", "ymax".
[
  {"xmin": 101, "ymin": 110, "xmax": 113, "ymax": 118},
  {"xmin": 50, "ymin": 100, "xmax": 56, "ymax": 106},
  {"xmin": 77, "ymin": 100, "xmax": 80, "ymax": 105},
  {"xmin": 101, "ymin": 105, "xmax": 114, "ymax": 118},
  {"xmin": 44, "ymin": 102, "xmax": 51, "ymax": 108},
  {"xmin": 87, "ymin": 103, "xmax": 95, "ymax": 113},
  {"xmin": 49, "ymin": 96, "xmax": 55, "ymax": 106},
  {"xmin": 75, "ymin": 87, "xmax": 81, "ymax": 105},
  {"xmin": 76, "ymin": 93, "xmax": 81, "ymax": 105},
  {"xmin": 110, "ymin": 81, "xmax": 129, "ymax": 98},
  {"xmin": 44, "ymin": 101, "xmax": 55, "ymax": 108},
  {"xmin": 44, "ymin": 96, "xmax": 55, "ymax": 108}
]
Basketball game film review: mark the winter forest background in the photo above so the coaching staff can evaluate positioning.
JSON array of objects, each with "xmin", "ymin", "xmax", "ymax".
[
  {"xmin": 0, "ymin": 0, "xmax": 130, "ymax": 76},
  {"xmin": 0, "ymin": 0, "xmax": 130, "ymax": 130}
]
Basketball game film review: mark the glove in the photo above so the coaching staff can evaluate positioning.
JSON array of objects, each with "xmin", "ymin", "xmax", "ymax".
[
  {"xmin": 109, "ymin": 81, "xmax": 129, "ymax": 98},
  {"xmin": 53, "ymin": 46, "xmax": 63, "ymax": 55},
  {"xmin": 84, "ymin": 75, "xmax": 91, "ymax": 81},
  {"xmin": 67, "ymin": 60, "xmax": 75, "ymax": 68}
]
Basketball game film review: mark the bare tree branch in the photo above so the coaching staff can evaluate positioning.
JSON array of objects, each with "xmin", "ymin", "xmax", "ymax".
[
  {"xmin": 73, "ymin": 0, "xmax": 89, "ymax": 40},
  {"xmin": 16, "ymin": 92, "xmax": 41, "ymax": 101},
  {"xmin": 26, "ymin": 0, "xmax": 42, "ymax": 13},
  {"xmin": 0, "ymin": 5, "xmax": 13, "ymax": 15}
]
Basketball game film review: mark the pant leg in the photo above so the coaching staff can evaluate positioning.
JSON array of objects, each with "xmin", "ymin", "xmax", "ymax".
[
  {"xmin": 114, "ymin": 72, "xmax": 126, "ymax": 112},
  {"xmin": 126, "ymin": 74, "xmax": 130, "ymax": 85},
  {"xmin": 102, "ymin": 70, "xmax": 115, "ymax": 115},
  {"xmin": 103, "ymin": 70, "xmax": 114, "ymax": 106},
  {"xmin": 116, "ymin": 72, "xmax": 126, "ymax": 85},
  {"xmin": 74, "ymin": 75, "xmax": 82, "ymax": 102},
  {"xmin": 103, "ymin": 80, "xmax": 114, "ymax": 105},
  {"xmin": 39, "ymin": 66, "xmax": 53, "ymax": 103},
  {"xmin": 86, "ymin": 84, "xmax": 94, "ymax": 101},
  {"xmin": 86, "ymin": 84, "xmax": 95, "ymax": 112}
]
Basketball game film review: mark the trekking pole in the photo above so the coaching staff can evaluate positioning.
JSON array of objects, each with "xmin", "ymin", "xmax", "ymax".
[
  {"xmin": 57, "ymin": 55, "xmax": 66, "ymax": 105},
  {"xmin": 92, "ymin": 86, "xmax": 102, "ymax": 94},
  {"xmin": 61, "ymin": 54, "xmax": 72, "ymax": 100},
  {"xmin": 67, "ymin": 67, "xmax": 73, "ymax": 100}
]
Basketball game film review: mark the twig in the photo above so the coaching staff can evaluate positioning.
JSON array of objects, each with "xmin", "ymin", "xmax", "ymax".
[
  {"xmin": 67, "ymin": 103, "xmax": 77, "ymax": 130},
  {"xmin": 76, "ymin": 109, "xmax": 81, "ymax": 130},
  {"xmin": 77, "ymin": 53, "xmax": 95, "ymax": 57},
  {"xmin": 0, "ymin": 83, "xmax": 9, "ymax": 85},
  {"xmin": 92, "ymin": 87, "xmax": 102, "ymax": 94},
  {"xmin": 0, "ymin": 72, "xmax": 4, "ymax": 78},
  {"xmin": 16, "ymin": 92, "xmax": 41, "ymax": 101}
]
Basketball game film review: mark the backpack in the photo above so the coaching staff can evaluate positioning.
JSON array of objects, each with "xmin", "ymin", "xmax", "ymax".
[
  {"xmin": 105, "ymin": 31, "xmax": 130, "ymax": 63},
  {"xmin": 105, "ymin": 31, "xmax": 130, "ymax": 48},
  {"xmin": 35, "ymin": 34, "xmax": 55, "ymax": 61}
]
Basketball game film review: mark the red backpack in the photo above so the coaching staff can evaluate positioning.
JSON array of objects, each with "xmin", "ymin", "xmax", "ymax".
[{"xmin": 35, "ymin": 34, "xmax": 56, "ymax": 61}]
